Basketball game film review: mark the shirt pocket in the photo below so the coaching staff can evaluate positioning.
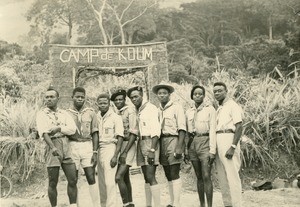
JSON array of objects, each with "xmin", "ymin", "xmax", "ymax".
[{"xmin": 164, "ymin": 116, "xmax": 174, "ymax": 127}]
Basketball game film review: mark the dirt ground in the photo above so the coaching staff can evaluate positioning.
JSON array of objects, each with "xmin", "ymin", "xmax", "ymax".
[{"xmin": 1, "ymin": 168, "xmax": 300, "ymax": 207}]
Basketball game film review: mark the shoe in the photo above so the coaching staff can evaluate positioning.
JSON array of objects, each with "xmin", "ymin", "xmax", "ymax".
[
  {"xmin": 128, "ymin": 204, "xmax": 135, "ymax": 207},
  {"xmin": 166, "ymin": 205, "xmax": 173, "ymax": 207}
]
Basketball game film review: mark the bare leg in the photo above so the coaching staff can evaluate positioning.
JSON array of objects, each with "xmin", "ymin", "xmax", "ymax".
[
  {"xmin": 115, "ymin": 164, "xmax": 131, "ymax": 204},
  {"xmin": 191, "ymin": 161, "xmax": 205, "ymax": 207},
  {"xmin": 61, "ymin": 163, "xmax": 78, "ymax": 204},
  {"xmin": 201, "ymin": 159, "xmax": 213, "ymax": 207},
  {"xmin": 47, "ymin": 167, "xmax": 60, "ymax": 207}
]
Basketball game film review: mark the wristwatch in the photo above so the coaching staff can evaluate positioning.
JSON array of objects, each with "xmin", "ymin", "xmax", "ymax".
[
  {"xmin": 149, "ymin": 148, "xmax": 155, "ymax": 152},
  {"xmin": 231, "ymin": 144, "xmax": 237, "ymax": 149}
]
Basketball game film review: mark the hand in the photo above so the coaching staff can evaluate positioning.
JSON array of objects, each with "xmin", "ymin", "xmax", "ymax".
[
  {"xmin": 174, "ymin": 147, "xmax": 183, "ymax": 159},
  {"xmin": 147, "ymin": 151, "xmax": 155, "ymax": 165},
  {"xmin": 225, "ymin": 147, "xmax": 235, "ymax": 159},
  {"xmin": 51, "ymin": 147, "xmax": 59, "ymax": 156},
  {"xmin": 49, "ymin": 126, "xmax": 61, "ymax": 136},
  {"xmin": 119, "ymin": 152, "xmax": 127, "ymax": 165},
  {"xmin": 208, "ymin": 153, "xmax": 215, "ymax": 165},
  {"xmin": 91, "ymin": 153, "xmax": 97, "ymax": 167},
  {"xmin": 110, "ymin": 156, "xmax": 118, "ymax": 168},
  {"xmin": 184, "ymin": 153, "xmax": 190, "ymax": 164}
]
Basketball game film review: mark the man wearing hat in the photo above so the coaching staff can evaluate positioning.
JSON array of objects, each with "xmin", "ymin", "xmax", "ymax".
[
  {"xmin": 152, "ymin": 83, "xmax": 186, "ymax": 207},
  {"xmin": 185, "ymin": 85, "xmax": 216, "ymax": 207},
  {"xmin": 127, "ymin": 86, "xmax": 161, "ymax": 207},
  {"xmin": 111, "ymin": 89, "xmax": 138, "ymax": 207},
  {"xmin": 96, "ymin": 93, "xmax": 124, "ymax": 207}
]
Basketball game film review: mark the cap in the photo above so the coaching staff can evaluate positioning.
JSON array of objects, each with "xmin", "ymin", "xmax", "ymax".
[
  {"xmin": 152, "ymin": 84, "xmax": 174, "ymax": 94},
  {"xmin": 127, "ymin": 86, "xmax": 143, "ymax": 97},
  {"xmin": 111, "ymin": 89, "xmax": 126, "ymax": 101}
]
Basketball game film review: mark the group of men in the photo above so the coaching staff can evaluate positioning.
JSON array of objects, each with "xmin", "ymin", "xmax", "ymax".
[{"xmin": 35, "ymin": 81, "xmax": 243, "ymax": 207}]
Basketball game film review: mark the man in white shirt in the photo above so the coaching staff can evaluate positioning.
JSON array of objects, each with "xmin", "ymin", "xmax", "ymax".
[
  {"xmin": 36, "ymin": 88, "xmax": 78, "ymax": 207},
  {"xmin": 213, "ymin": 82, "xmax": 243, "ymax": 207},
  {"xmin": 96, "ymin": 93, "xmax": 124, "ymax": 207},
  {"xmin": 127, "ymin": 86, "xmax": 161, "ymax": 207},
  {"xmin": 186, "ymin": 85, "xmax": 216, "ymax": 207}
]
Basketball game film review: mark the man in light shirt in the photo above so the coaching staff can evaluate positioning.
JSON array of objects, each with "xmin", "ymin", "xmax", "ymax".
[
  {"xmin": 213, "ymin": 82, "xmax": 243, "ymax": 207},
  {"xmin": 36, "ymin": 88, "xmax": 78, "ymax": 207},
  {"xmin": 127, "ymin": 86, "xmax": 161, "ymax": 207},
  {"xmin": 152, "ymin": 83, "xmax": 186, "ymax": 207},
  {"xmin": 96, "ymin": 93, "xmax": 124, "ymax": 207},
  {"xmin": 111, "ymin": 89, "xmax": 138, "ymax": 207},
  {"xmin": 67, "ymin": 87, "xmax": 100, "ymax": 207},
  {"xmin": 185, "ymin": 85, "xmax": 216, "ymax": 207}
]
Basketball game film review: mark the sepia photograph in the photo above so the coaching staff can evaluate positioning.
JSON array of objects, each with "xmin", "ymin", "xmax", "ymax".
[{"xmin": 0, "ymin": 0, "xmax": 300, "ymax": 206}]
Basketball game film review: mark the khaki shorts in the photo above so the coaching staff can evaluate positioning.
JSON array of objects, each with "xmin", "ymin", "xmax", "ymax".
[
  {"xmin": 120, "ymin": 141, "xmax": 136, "ymax": 166},
  {"xmin": 70, "ymin": 141, "xmax": 93, "ymax": 169},
  {"xmin": 160, "ymin": 135, "xmax": 183, "ymax": 166},
  {"xmin": 136, "ymin": 137, "xmax": 160, "ymax": 166},
  {"xmin": 46, "ymin": 137, "xmax": 74, "ymax": 167},
  {"xmin": 188, "ymin": 135, "xmax": 210, "ymax": 161}
]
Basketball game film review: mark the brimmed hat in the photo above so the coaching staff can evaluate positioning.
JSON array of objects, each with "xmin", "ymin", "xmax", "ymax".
[
  {"xmin": 152, "ymin": 84, "xmax": 174, "ymax": 94},
  {"xmin": 111, "ymin": 89, "xmax": 126, "ymax": 101},
  {"xmin": 127, "ymin": 86, "xmax": 143, "ymax": 97}
]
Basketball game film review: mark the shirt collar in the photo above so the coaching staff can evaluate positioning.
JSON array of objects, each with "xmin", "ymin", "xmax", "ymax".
[
  {"xmin": 99, "ymin": 108, "xmax": 113, "ymax": 119},
  {"xmin": 118, "ymin": 105, "xmax": 129, "ymax": 113},
  {"xmin": 43, "ymin": 107, "xmax": 62, "ymax": 114},
  {"xmin": 191, "ymin": 102, "xmax": 209, "ymax": 112},
  {"xmin": 219, "ymin": 97, "xmax": 230, "ymax": 107},
  {"xmin": 68, "ymin": 105, "xmax": 89, "ymax": 114},
  {"xmin": 159, "ymin": 100, "xmax": 173, "ymax": 110}
]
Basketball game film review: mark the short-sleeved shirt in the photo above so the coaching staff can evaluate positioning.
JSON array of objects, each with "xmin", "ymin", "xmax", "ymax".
[
  {"xmin": 216, "ymin": 98, "xmax": 243, "ymax": 131},
  {"xmin": 36, "ymin": 107, "xmax": 77, "ymax": 138},
  {"xmin": 67, "ymin": 107, "xmax": 98, "ymax": 141},
  {"xmin": 97, "ymin": 109, "xmax": 124, "ymax": 146},
  {"xmin": 158, "ymin": 101, "xmax": 186, "ymax": 135},
  {"xmin": 186, "ymin": 104, "xmax": 217, "ymax": 154},
  {"xmin": 115, "ymin": 105, "xmax": 138, "ymax": 138},
  {"xmin": 137, "ymin": 101, "xmax": 161, "ymax": 138}
]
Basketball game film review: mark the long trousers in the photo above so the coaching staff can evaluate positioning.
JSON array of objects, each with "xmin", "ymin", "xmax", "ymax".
[
  {"xmin": 215, "ymin": 133, "xmax": 242, "ymax": 207},
  {"xmin": 97, "ymin": 144, "xmax": 117, "ymax": 207}
]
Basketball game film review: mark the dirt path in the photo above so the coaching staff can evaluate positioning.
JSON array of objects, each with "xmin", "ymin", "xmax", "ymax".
[{"xmin": 1, "ymin": 172, "xmax": 300, "ymax": 207}]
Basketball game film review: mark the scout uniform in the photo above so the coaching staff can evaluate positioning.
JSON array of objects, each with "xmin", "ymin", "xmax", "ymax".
[
  {"xmin": 36, "ymin": 108, "xmax": 77, "ymax": 167},
  {"xmin": 67, "ymin": 107, "xmax": 98, "ymax": 169},
  {"xmin": 215, "ymin": 97, "xmax": 243, "ymax": 207},
  {"xmin": 97, "ymin": 108, "xmax": 124, "ymax": 207},
  {"xmin": 115, "ymin": 105, "xmax": 138, "ymax": 166},
  {"xmin": 186, "ymin": 103, "xmax": 216, "ymax": 162}
]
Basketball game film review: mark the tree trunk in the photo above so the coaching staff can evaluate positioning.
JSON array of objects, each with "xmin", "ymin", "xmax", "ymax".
[
  {"xmin": 67, "ymin": 14, "xmax": 72, "ymax": 45},
  {"xmin": 268, "ymin": 15, "xmax": 273, "ymax": 40}
]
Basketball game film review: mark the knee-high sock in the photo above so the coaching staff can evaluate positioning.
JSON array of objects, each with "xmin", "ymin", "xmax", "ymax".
[
  {"xmin": 168, "ymin": 181, "xmax": 174, "ymax": 205},
  {"xmin": 150, "ymin": 184, "xmax": 161, "ymax": 207},
  {"xmin": 144, "ymin": 183, "xmax": 152, "ymax": 206},
  {"xmin": 89, "ymin": 184, "xmax": 101, "ymax": 207},
  {"xmin": 172, "ymin": 178, "xmax": 182, "ymax": 207}
]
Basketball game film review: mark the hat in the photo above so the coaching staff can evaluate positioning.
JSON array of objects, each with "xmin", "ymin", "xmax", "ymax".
[
  {"xmin": 111, "ymin": 89, "xmax": 126, "ymax": 101},
  {"xmin": 152, "ymin": 84, "xmax": 174, "ymax": 94},
  {"xmin": 127, "ymin": 86, "xmax": 143, "ymax": 97}
]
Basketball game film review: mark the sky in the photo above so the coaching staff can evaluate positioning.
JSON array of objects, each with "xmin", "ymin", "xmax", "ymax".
[{"xmin": 0, "ymin": 0, "xmax": 196, "ymax": 44}]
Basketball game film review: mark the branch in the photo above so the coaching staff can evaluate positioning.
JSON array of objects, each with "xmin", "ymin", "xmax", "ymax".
[
  {"xmin": 121, "ymin": 1, "xmax": 157, "ymax": 27},
  {"xmin": 120, "ymin": 0, "xmax": 135, "ymax": 21}
]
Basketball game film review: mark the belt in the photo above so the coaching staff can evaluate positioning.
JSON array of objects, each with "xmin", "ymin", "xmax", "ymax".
[
  {"xmin": 141, "ymin": 136, "xmax": 152, "ymax": 140},
  {"xmin": 194, "ymin": 132, "xmax": 209, "ymax": 137},
  {"xmin": 160, "ymin": 133, "xmax": 178, "ymax": 138},
  {"xmin": 70, "ymin": 139, "xmax": 91, "ymax": 142},
  {"xmin": 216, "ymin": 129, "xmax": 234, "ymax": 134},
  {"xmin": 51, "ymin": 135, "xmax": 65, "ymax": 140}
]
